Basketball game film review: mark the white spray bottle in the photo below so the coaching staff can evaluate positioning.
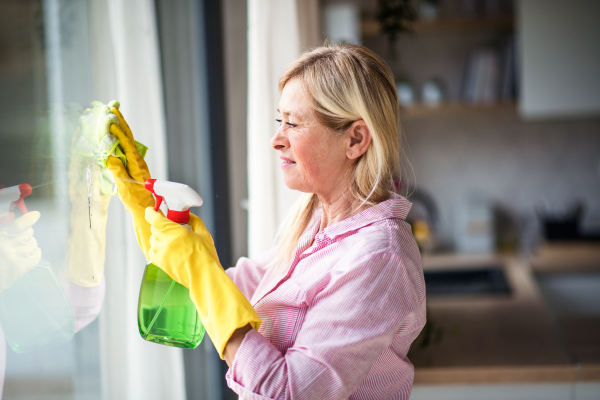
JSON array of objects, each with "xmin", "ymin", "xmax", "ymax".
[
  {"xmin": 137, "ymin": 179, "xmax": 205, "ymax": 348},
  {"xmin": 0, "ymin": 184, "xmax": 74, "ymax": 353}
]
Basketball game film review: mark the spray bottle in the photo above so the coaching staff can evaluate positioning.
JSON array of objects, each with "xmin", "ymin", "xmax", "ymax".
[
  {"xmin": 137, "ymin": 179, "xmax": 205, "ymax": 348},
  {"xmin": 0, "ymin": 184, "xmax": 31, "ymax": 226},
  {"xmin": 0, "ymin": 184, "xmax": 74, "ymax": 353}
]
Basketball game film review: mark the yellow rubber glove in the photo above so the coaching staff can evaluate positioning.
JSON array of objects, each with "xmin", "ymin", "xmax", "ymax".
[
  {"xmin": 0, "ymin": 211, "xmax": 42, "ymax": 293},
  {"xmin": 106, "ymin": 107, "xmax": 155, "ymax": 259},
  {"xmin": 66, "ymin": 116, "xmax": 112, "ymax": 287},
  {"xmin": 145, "ymin": 208, "xmax": 261, "ymax": 358}
]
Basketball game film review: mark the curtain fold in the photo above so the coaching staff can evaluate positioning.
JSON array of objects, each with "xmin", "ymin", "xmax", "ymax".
[{"xmin": 247, "ymin": 0, "xmax": 302, "ymax": 258}]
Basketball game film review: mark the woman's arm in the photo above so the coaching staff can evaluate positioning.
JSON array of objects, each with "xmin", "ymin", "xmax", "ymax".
[
  {"xmin": 224, "ymin": 251, "xmax": 426, "ymax": 400},
  {"xmin": 225, "ymin": 247, "xmax": 275, "ymax": 302},
  {"xmin": 224, "ymin": 324, "xmax": 252, "ymax": 367}
]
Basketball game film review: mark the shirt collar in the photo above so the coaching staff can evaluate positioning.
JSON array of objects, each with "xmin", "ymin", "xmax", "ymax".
[{"xmin": 314, "ymin": 192, "xmax": 412, "ymax": 241}]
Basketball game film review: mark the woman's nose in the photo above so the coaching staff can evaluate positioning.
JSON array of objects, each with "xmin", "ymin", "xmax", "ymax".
[{"xmin": 270, "ymin": 126, "xmax": 288, "ymax": 151}]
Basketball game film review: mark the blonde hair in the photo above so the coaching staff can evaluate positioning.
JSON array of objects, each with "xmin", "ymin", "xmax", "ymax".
[{"xmin": 274, "ymin": 43, "xmax": 403, "ymax": 267}]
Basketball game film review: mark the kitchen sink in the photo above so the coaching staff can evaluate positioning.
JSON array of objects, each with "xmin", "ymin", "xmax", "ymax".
[{"xmin": 424, "ymin": 267, "xmax": 511, "ymax": 296}]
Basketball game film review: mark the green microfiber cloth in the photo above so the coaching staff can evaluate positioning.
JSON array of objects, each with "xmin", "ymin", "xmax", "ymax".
[{"xmin": 73, "ymin": 100, "xmax": 148, "ymax": 195}]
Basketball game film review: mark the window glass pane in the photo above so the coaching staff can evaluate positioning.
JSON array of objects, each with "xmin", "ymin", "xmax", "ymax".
[{"xmin": 1, "ymin": 1, "xmax": 104, "ymax": 399}]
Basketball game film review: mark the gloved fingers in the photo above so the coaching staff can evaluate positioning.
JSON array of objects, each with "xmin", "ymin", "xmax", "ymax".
[
  {"xmin": 108, "ymin": 124, "xmax": 151, "ymax": 183},
  {"xmin": 27, "ymin": 246, "xmax": 42, "ymax": 267},
  {"xmin": 10, "ymin": 227, "xmax": 34, "ymax": 244},
  {"xmin": 145, "ymin": 207, "xmax": 178, "ymax": 231},
  {"xmin": 150, "ymin": 225, "xmax": 161, "ymax": 238},
  {"xmin": 188, "ymin": 213, "xmax": 209, "ymax": 233},
  {"xmin": 188, "ymin": 213, "xmax": 218, "ymax": 253},
  {"xmin": 149, "ymin": 233, "xmax": 158, "ymax": 249},
  {"xmin": 147, "ymin": 239, "xmax": 167, "ymax": 268},
  {"xmin": 148, "ymin": 234, "xmax": 158, "ymax": 262},
  {"xmin": 110, "ymin": 107, "xmax": 135, "ymax": 142},
  {"xmin": 149, "ymin": 234, "xmax": 168, "ymax": 260},
  {"xmin": 108, "ymin": 155, "xmax": 149, "ymax": 190},
  {"xmin": 2, "ymin": 211, "xmax": 41, "ymax": 235},
  {"xmin": 109, "ymin": 124, "xmax": 137, "ymax": 157},
  {"xmin": 17, "ymin": 245, "xmax": 42, "ymax": 271},
  {"xmin": 148, "ymin": 218, "xmax": 188, "ymax": 246},
  {"xmin": 16, "ymin": 235, "xmax": 40, "ymax": 258},
  {"xmin": 126, "ymin": 152, "xmax": 152, "ymax": 183},
  {"xmin": 107, "ymin": 155, "xmax": 134, "ymax": 182},
  {"xmin": 148, "ymin": 247, "xmax": 156, "ymax": 265}
]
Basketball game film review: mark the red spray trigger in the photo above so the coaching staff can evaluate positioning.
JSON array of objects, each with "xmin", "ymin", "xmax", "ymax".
[
  {"xmin": 16, "ymin": 184, "xmax": 32, "ymax": 214},
  {"xmin": 144, "ymin": 179, "xmax": 163, "ymax": 211}
]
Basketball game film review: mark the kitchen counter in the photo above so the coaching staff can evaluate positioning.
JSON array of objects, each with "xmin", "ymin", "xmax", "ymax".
[{"xmin": 410, "ymin": 245, "xmax": 600, "ymax": 385}]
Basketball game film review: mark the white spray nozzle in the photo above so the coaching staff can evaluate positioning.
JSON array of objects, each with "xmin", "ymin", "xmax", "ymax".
[
  {"xmin": 0, "ymin": 184, "xmax": 32, "ymax": 217},
  {"xmin": 144, "ymin": 179, "xmax": 203, "ymax": 224}
]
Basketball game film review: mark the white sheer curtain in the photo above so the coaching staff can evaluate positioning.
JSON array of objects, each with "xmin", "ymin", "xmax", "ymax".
[
  {"xmin": 247, "ymin": 0, "xmax": 320, "ymax": 258},
  {"xmin": 88, "ymin": 1, "xmax": 186, "ymax": 399}
]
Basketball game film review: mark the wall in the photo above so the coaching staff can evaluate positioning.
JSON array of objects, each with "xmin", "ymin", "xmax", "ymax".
[
  {"xmin": 519, "ymin": 0, "xmax": 600, "ymax": 118},
  {"xmin": 402, "ymin": 108, "xmax": 600, "ymax": 250}
]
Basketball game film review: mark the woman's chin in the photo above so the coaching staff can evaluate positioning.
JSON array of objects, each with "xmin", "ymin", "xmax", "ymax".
[
  {"xmin": 283, "ymin": 180, "xmax": 300, "ymax": 191},
  {"xmin": 282, "ymin": 177, "xmax": 307, "ymax": 193}
]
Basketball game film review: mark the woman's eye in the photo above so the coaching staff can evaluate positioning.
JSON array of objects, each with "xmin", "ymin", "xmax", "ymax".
[{"xmin": 275, "ymin": 119, "xmax": 298, "ymax": 129}]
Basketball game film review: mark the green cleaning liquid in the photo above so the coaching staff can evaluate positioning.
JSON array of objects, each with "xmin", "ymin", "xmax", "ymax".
[{"xmin": 137, "ymin": 262, "xmax": 204, "ymax": 348}]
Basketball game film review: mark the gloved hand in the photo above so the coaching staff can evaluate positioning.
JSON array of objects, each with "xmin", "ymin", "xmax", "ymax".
[
  {"xmin": 145, "ymin": 208, "xmax": 262, "ymax": 358},
  {"xmin": 0, "ymin": 211, "xmax": 42, "ymax": 293},
  {"xmin": 106, "ymin": 107, "xmax": 155, "ymax": 259},
  {"xmin": 66, "ymin": 107, "xmax": 113, "ymax": 287}
]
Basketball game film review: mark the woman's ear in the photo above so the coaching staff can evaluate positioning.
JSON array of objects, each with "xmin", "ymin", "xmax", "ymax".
[{"xmin": 346, "ymin": 120, "xmax": 372, "ymax": 160}]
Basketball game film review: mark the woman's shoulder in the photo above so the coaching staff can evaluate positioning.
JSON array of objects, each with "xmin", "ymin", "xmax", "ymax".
[
  {"xmin": 306, "ymin": 193, "xmax": 421, "ymax": 276},
  {"xmin": 340, "ymin": 217, "xmax": 417, "ymax": 261},
  {"xmin": 329, "ymin": 192, "xmax": 416, "ymax": 257}
]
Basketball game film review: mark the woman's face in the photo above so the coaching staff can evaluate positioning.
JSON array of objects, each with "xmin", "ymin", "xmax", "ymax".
[{"xmin": 271, "ymin": 78, "xmax": 353, "ymax": 200}]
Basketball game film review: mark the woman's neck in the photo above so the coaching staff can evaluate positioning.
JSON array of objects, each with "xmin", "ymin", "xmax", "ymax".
[{"xmin": 317, "ymin": 190, "xmax": 368, "ymax": 232}]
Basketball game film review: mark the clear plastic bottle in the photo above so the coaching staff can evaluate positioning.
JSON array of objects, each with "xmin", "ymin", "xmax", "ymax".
[{"xmin": 0, "ymin": 260, "xmax": 75, "ymax": 353}]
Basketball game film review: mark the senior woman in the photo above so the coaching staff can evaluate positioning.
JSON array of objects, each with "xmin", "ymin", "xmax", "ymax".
[{"xmin": 108, "ymin": 44, "xmax": 425, "ymax": 399}]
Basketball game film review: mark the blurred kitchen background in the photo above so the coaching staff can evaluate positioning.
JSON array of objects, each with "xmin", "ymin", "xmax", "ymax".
[{"xmin": 0, "ymin": 0, "xmax": 598, "ymax": 399}]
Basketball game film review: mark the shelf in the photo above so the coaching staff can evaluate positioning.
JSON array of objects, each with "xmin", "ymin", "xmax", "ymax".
[
  {"xmin": 399, "ymin": 102, "xmax": 517, "ymax": 120},
  {"xmin": 362, "ymin": 15, "xmax": 514, "ymax": 37}
]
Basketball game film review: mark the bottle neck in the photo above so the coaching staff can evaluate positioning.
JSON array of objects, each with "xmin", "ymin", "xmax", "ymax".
[{"xmin": 167, "ymin": 209, "xmax": 190, "ymax": 224}]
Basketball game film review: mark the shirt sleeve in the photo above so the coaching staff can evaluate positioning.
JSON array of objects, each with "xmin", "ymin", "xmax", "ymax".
[
  {"xmin": 226, "ymin": 247, "xmax": 276, "ymax": 302},
  {"xmin": 226, "ymin": 251, "xmax": 425, "ymax": 400},
  {"xmin": 64, "ymin": 277, "xmax": 106, "ymax": 333}
]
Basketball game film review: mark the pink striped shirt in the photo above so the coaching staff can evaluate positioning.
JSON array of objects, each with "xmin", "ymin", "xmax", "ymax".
[{"xmin": 225, "ymin": 193, "xmax": 426, "ymax": 399}]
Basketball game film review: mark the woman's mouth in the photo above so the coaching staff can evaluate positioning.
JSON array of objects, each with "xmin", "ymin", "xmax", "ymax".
[{"xmin": 280, "ymin": 157, "xmax": 296, "ymax": 168}]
